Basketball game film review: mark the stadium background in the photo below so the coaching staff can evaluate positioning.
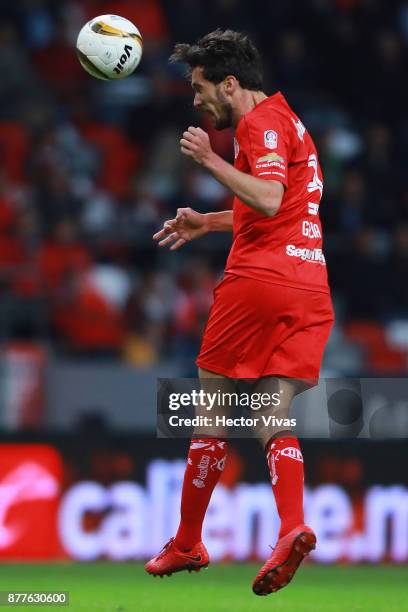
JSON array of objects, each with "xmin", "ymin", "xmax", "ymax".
[{"xmin": 0, "ymin": 0, "xmax": 408, "ymax": 577}]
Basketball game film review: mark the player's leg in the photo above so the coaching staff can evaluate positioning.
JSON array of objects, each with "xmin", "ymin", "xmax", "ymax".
[
  {"xmin": 145, "ymin": 368, "xmax": 232, "ymax": 577},
  {"xmin": 251, "ymin": 377, "xmax": 316, "ymax": 596},
  {"xmin": 174, "ymin": 368, "xmax": 232, "ymax": 551},
  {"xmin": 254, "ymin": 377, "xmax": 305, "ymax": 537}
]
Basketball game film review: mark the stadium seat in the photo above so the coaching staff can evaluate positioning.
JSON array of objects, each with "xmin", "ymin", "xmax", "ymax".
[
  {"xmin": 78, "ymin": 122, "xmax": 142, "ymax": 197},
  {"xmin": 0, "ymin": 122, "xmax": 30, "ymax": 182}
]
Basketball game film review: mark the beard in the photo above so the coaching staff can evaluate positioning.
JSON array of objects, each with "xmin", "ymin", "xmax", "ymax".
[{"xmin": 213, "ymin": 91, "xmax": 233, "ymax": 130}]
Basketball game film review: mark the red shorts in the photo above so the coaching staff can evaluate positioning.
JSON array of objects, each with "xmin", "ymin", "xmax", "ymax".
[{"xmin": 196, "ymin": 273, "xmax": 334, "ymax": 381}]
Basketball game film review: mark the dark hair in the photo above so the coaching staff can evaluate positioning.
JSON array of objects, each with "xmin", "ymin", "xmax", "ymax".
[{"xmin": 170, "ymin": 29, "xmax": 263, "ymax": 91}]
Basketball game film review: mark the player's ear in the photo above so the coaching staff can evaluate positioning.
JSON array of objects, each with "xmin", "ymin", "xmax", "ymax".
[{"xmin": 223, "ymin": 75, "xmax": 237, "ymax": 96}]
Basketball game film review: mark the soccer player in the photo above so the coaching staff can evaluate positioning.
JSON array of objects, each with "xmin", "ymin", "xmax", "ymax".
[{"xmin": 145, "ymin": 30, "xmax": 334, "ymax": 595}]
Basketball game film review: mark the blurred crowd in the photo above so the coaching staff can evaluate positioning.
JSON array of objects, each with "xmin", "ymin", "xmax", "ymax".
[{"xmin": 1, "ymin": 0, "xmax": 408, "ymax": 375}]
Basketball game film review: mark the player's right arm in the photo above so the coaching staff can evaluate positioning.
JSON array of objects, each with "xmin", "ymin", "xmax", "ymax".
[{"xmin": 153, "ymin": 208, "xmax": 232, "ymax": 250}]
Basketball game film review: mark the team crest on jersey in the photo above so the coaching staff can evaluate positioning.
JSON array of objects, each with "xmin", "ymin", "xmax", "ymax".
[
  {"xmin": 264, "ymin": 129, "xmax": 278, "ymax": 149},
  {"xmin": 233, "ymin": 138, "xmax": 240, "ymax": 159}
]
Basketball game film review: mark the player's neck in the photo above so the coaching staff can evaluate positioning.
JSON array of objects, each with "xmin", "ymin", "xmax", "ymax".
[{"xmin": 232, "ymin": 90, "xmax": 268, "ymax": 127}]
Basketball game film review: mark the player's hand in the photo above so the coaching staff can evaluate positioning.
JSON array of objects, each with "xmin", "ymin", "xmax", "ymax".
[
  {"xmin": 180, "ymin": 127, "xmax": 215, "ymax": 166},
  {"xmin": 152, "ymin": 207, "xmax": 209, "ymax": 250}
]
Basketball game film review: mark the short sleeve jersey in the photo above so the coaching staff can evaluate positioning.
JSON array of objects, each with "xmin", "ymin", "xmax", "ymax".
[{"xmin": 225, "ymin": 92, "xmax": 330, "ymax": 294}]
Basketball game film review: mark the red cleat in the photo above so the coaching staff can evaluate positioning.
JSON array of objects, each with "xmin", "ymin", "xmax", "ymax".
[
  {"xmin": 252, "ymin": 524, "xmax": 316, "ymax": 596},
  {"xmin": 145, "ymin": 538, "xmax": 209, "ymax": 577}
]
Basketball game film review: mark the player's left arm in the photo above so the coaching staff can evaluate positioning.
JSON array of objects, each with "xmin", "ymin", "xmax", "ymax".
[{"xmin": 180, "ymin": 127, "xmax": 284, "ymax": 217}]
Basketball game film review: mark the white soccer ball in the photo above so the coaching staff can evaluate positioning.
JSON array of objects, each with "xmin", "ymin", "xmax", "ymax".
[{"xmin": 76, "ymin": 14, "xmax": 143, "ymax": 80}]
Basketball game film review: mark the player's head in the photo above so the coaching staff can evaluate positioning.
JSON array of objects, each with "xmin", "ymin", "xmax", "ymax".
[{"xmin": 170, "ymin": 29, "xmax": 263, "ymax": 130}]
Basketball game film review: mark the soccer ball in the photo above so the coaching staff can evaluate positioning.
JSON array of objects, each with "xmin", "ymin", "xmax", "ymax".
[{"xmin": 76, "ymin": 14, "xmax": 143, "ymax": 80}]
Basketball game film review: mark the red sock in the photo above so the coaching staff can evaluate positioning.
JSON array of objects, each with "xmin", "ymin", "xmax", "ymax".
[
  {"xmin": 266, "ymin": 436, "xmax": 305, "ymax": 538},
  {"xmin": 174, "ymin": 437, "xmax": 228, "ymax": 550}
]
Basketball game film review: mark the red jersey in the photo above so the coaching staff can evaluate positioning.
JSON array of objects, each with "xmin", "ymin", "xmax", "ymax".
[{"xmin": 225, "ymin": 92, "xmax": 330, "ymax": 294}]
